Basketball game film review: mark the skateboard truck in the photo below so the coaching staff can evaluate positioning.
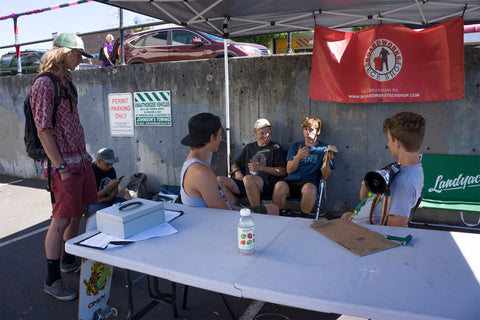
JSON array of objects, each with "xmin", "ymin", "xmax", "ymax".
[
  {"xmin": 94, "ymin": 306, "xmax": 120, "ymax": 320},
  {"xmin": 385, "ymin": 234, "xmax": 413, "ymax": 246}
]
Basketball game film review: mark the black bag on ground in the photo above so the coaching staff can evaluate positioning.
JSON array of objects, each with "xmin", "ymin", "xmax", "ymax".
[
  {"xmin": 98, "ymin": 46, "xmax": 107, "ymax": 61},
  {"xmin": 24, "ymin": 72, "xmax": 62, "ymax": 161},
  {"xmin": 125, "ymin": 173, "xmax": 148, "ymax": 199}
]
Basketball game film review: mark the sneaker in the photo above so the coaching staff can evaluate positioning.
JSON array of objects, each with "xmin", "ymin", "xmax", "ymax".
[
  {"xmin": 44, "ymin": 279, "xmax": 77, "ymax": 301},
  {"xmin": 60, "ymin": 258, "xmax": 81, "ymax": 273}
]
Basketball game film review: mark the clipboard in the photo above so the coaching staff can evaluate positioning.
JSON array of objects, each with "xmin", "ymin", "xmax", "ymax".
[{"xmin": 311, "ymin": 218, "xmax": 399, "ymax": 256}]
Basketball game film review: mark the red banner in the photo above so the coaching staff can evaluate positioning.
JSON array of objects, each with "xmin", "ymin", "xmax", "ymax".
[{"xmin": 309, "ymin": 17, "xmax": 464, "ymax": 103}]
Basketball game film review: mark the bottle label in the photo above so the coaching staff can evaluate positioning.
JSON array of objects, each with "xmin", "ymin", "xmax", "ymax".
[{"xmin": 237, "ymin": 226, "xmax": 255, "ymax": 253}]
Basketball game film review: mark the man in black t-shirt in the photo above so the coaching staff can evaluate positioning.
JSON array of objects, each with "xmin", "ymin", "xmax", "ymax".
[
  {"xmin": 218, "ymin": 119, "xmax": 286, "ymax": 207},
  {"xmin": 85, "ymin": 148, "xmax": 125, "ymax": 217}
]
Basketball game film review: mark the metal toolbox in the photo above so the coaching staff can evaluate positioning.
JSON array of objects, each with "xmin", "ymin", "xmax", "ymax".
[{"xmin": 96, "ymin": 199, "xmax": 165, "ymax": 239}]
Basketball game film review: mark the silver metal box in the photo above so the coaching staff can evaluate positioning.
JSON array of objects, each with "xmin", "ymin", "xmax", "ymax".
[{"xmin": 96, "ymin": 199, "xmax": 165, "ymax": 239}]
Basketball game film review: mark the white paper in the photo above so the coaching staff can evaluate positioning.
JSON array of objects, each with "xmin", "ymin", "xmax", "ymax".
[{"xmin": 78, "ymin": 209, "xmax": 181, "ymax": 249}]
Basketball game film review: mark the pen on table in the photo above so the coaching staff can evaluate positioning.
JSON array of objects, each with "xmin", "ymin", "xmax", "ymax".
[{"xmin": 109, "ymin": 241, "xmax": 134, "ymax": 246}]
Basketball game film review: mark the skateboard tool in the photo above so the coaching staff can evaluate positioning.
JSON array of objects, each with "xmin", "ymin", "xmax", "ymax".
[{"xmin": 385, "ymin": 234, "xmax": 413, "ymax": 246}]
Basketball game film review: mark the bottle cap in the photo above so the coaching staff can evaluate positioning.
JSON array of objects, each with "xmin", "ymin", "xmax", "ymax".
[{"xmin": 240, "ymin": 208, "xmax": 251, "ymax": 216}]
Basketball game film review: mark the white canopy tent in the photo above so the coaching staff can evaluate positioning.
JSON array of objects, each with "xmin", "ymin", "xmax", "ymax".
[{"xmin": 94, "ymin": 0, "xmax": 480, "ymax": 167}]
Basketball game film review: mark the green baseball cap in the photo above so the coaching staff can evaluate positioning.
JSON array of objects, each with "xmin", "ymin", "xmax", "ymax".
[{"xmin": 54, "ymin": 33, "xmax": 93, "ymax": 58}]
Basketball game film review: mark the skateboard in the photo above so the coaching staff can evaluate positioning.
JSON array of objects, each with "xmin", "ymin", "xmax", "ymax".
[{"xmin": 78, "ymin": 215, "xmax": 120, "ymax": 320}]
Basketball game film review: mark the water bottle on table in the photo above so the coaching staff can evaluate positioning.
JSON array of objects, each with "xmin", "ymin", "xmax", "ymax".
[{"xmin": 238, "ymin": 208, "xmax": 255, "ymax": 255}]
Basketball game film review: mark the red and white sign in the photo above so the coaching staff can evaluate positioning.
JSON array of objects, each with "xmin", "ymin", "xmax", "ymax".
[
  {"xmin": 309, "ymin": 17, "xmax": 464, "ymax": 103},
  {"xmin": 108, "ymin": 93, "xmax": 134, "ymax": 137}
]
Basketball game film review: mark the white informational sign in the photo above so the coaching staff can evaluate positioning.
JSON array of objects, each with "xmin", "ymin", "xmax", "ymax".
[
  {"xmin": 108, "ymin": 93, "xmax": 134, "ymax": 137},
  {"xmin": 134, "ymin": 91, "xmax": 172, "ymax": 126}
]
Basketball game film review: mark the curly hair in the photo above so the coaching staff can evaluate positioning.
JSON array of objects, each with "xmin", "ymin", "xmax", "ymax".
[
  {"xmin": 383, "ymin": 112, "xmax": 426, "ymax": 152},
  {"xmin": 301, "ymin": 117, "xmax": 322, "ymax": 131},
  {"xmin": 39, "ymin": 46, "xmax": 72, "ymax": 78}
]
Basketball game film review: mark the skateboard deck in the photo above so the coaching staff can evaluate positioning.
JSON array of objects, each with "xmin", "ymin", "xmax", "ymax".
[
  {"xmin": 78, "ymin": 215, "xmax": 119, "ymax": 320},
  {"xmin": 78, "ymin": 259, "xmax": 118, "ymax": 320}
]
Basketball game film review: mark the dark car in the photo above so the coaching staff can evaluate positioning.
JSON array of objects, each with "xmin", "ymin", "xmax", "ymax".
[
  {"xmin": 122, "ymin": 26, "xmax": 271, "ymax": 65},
  {"xmin": 0, "ymin": 50, "xmax": 47, "ymax": 76}
]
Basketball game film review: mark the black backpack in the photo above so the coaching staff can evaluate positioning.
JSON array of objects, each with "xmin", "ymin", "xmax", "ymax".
[
  {"xmin": 110, "ymin": 41, "xmax": 120, "ymax": 60},
  {"xmin": 99, "ymin": 46, "xmax": 107, "ymax": 61},
  {"xmin": 24, "ymin": 72, "xmax": 62, "ymax": 161}
]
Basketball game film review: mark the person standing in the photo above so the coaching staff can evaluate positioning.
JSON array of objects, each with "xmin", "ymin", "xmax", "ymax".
[
  {"xmin": 85, "ymin": 148, "xmax": 126, "ymax": 217},
  {"xmin": 217, "ymin": 118, "xmax": 286, "ymax": 207},
  {"xmin": 102, "ymin": 34, "xmax": 115, "ymax": 67},
  {"xmin": 30, "ymin": 33, "xmax": 97, "ymax": 300}
]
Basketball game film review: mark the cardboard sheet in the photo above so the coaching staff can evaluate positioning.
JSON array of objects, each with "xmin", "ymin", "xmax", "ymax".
[{"xmin": 311, "ymin": 219, "xmax": 399, "ymax": 256}]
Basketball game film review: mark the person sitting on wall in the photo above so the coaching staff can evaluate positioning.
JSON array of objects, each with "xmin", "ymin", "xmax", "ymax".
[
  {"xmin": 85, "ymin": 148, "xmax": 126, "ymax": 217},
  {"xmin": 272, "ymin": 117, "xmax": 336, "ymax": 214},
  {"xmin": 217, "ymin": 118, "xmax": 286, "ymax": 207},
  {"xmin": 180, "ymin": 113, "xmax": 278, "ymax": 215},
  {"xmin": 341, "ymin": 111, "xmax": 425, "ymax": 227}
]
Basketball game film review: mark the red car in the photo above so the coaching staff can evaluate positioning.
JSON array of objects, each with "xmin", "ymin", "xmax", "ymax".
[{"xmin": 122, "ymin": 26, "xmax": 270, "ymax": 65}]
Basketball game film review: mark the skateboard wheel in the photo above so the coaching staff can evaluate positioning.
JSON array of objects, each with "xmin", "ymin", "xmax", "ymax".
[{"xmin": 110, "ymin": 307, "xmax": 120, "ymax": 316}]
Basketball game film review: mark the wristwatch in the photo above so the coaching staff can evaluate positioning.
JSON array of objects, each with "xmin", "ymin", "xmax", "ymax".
[{"xmin": 56, "ymin": 163, "xmax": 67, "ymax": 171}]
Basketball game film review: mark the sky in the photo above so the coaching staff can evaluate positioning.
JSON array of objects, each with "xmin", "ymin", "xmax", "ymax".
[{"xmin": 0, "ymin": 0, "xmax": 160, "ymax": 57}]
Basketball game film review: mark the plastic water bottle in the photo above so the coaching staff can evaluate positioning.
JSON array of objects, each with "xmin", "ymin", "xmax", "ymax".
[{"xmin": 238, "ymin": 208, "xmax": 255, "ymax": 255}]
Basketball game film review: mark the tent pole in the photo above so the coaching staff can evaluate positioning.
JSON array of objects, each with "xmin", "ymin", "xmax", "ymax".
[{"xmin": 224, "ymin": 38, "xmax": 231, "ymax": 173}]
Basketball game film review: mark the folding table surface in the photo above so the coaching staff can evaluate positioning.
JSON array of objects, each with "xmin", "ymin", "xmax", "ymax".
[
  {"xmin": 66, "ymin": 203, "xmax": 293, "ymax": 297},
  {"xmin": 235, "ymin": 218, "xmax": 480, "ymax": 320}
]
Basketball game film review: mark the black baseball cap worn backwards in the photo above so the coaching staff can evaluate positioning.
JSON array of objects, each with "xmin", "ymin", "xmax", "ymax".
[{"xmin": 181, "ymin": 113, "xmax": 221, "ymax": 146}]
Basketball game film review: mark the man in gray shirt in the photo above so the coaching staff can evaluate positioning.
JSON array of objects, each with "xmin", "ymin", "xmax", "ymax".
[{"xmin": 343, "ymin": 112, "xmax": 426, "ymax": 227}]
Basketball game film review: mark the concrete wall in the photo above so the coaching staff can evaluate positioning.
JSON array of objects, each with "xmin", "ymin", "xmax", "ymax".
[{"xmin": 1, "ymin": 47, "xmax": 479, "ymax": 212}]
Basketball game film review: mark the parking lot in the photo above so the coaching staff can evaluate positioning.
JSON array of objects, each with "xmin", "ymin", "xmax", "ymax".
[{"xmin": 0, "ymin": 174, "xmax": 366, "ymax": 320}]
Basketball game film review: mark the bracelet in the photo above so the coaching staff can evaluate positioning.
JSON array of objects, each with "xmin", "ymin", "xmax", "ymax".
[{"xmin": 228, "ymin": 168, "xmax": 240, "ymax": 175}]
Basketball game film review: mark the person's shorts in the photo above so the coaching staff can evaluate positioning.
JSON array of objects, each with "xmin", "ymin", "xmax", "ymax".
[
  {"xmin": 51, "ymin": 165, "xmax": 98, "ymax": 219},
  {"xmin": 232, "ymin": 178, "xmax": 247, "ymax": 197},
  {"xmin": 248, "ymin": 204, "xmax": 268, "ymax": 215},
  {"xmin": 232, "ymin": 177, "xmax": 275, "ymax": 197},
  {"xmin": 281, "ymin": 179, "xmax": 315, "ymax": 198}
]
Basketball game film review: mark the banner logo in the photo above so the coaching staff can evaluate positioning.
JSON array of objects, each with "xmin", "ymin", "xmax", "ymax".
[
  {"xmin": 428, "ymin": 174, "xmax": 480, "ymax": 194},
  {"xmin": 364, "ymin": 39, "xmax": 403, "ymax": 82}
]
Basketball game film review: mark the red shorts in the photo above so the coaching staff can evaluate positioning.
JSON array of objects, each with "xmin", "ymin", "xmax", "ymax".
[{"xmin": 50, "ymin": 165, "xmax": 97, "ymax": 218}]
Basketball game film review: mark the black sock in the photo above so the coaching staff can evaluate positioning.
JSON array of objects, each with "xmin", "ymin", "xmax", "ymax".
[
  {"xmin": 46, "ymin": 259, "xmax": 61, "ymax": 286},
  {"xmin": 62, "ymin": 252, "xmax": 76, "ymax": 265},
  {"xmin": 62, "ymin": 242, "xmax": 76, "ymax": 264}
]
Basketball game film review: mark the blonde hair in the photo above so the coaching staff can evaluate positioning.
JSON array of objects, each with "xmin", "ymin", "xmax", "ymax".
[
  {"xmin": 106, "ymin": 34, "xmax": 114, "ymax": 41},
  {"xmin": 301, "ymin": 117, "xmax": 322, "ymax": 131},
  {"xmin": 39, "ymin": 46, "xmax": 72, "ymax": 78}
]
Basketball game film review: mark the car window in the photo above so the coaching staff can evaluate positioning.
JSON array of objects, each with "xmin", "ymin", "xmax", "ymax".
[
  {"xmin": 131, "ymin": 31, "xmax": 168, "ymax": 47},
  {"xmin": 172, "ymin": 30, "xmax": 205, "ymax": 45},
  {"xmin": 1, "ymin": 56, "xmax": 13, "ymax": 68},
  {"xmin": 24, "ymin": 54, "xmax": 41, "ymax": 66}
]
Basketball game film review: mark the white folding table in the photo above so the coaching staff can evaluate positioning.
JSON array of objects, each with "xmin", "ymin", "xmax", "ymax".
[
  {"xmin": 66, "ymin": 203, "xmax": 480, "ymax": 320},
  {"xmin": 235, "ymin": 218, "xmax": 480, "ymax": 320},
  {"xmin": 67, "ymin": 203, "xmax": 292, "ymax": 298}
]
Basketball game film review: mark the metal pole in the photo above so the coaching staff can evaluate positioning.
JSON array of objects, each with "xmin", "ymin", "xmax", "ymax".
[
  {"xmin": 286, "ymin": 32, "xmax": 293, "ymax": 54},
  {"xmin": 13, "ymin": 17, "xmax": 22, "ymax": 75},
  {"xmin": 120, "ymin": 8, "xmax": 125, "ymax": 65},
  {"xmin": 223, "ymin": 39, "xmax": 230, "ymax": 171}
]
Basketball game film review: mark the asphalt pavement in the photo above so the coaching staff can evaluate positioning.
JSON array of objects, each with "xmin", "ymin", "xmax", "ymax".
[{"xmin": 0, "ymin": 174, "xmax": 366, "ymax": 320}]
